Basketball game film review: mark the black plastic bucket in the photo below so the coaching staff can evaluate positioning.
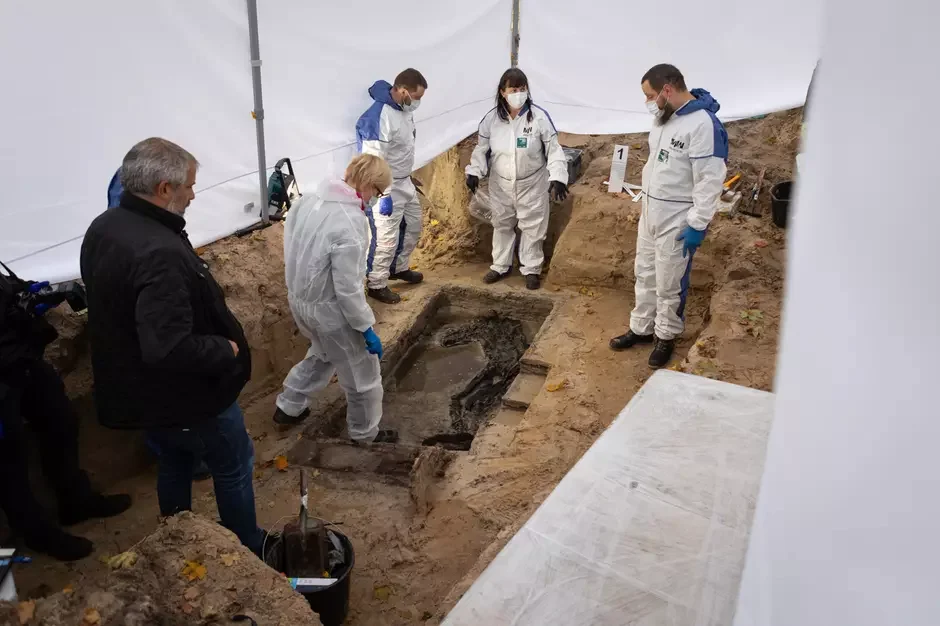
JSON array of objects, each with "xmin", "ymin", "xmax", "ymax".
[
  {"xmin": 264, "ymin": 528, "xmax": 355, "ymax": 626},
  {"xmin": 771, "ymin": 181, "xmax": 792, "ymax": 228}
]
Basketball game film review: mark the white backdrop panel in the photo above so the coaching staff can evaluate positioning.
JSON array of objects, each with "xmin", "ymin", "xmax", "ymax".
[
  {"xmin": 258, "ymin": 0, "xmax": 512, "ymax": 187},
  {"xmin": 1, "ymin": 0, "xmax": 511, "ymax": 283},
  {"xmin": 518, "ymin": 0, "xmax": 823, "ymax": 134},
  {"xmin": 0, "ymin": 0, "xmax": 258, "ymax": 283},
  {"xmin": 734, "ymin": 0, "xmax": 940, "ymax": 623}
]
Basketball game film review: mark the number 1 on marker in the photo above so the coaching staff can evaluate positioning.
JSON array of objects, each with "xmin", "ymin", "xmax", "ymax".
[{"xmin": 608, "ymin": 144, "xmax": 629, "ymax": 193}]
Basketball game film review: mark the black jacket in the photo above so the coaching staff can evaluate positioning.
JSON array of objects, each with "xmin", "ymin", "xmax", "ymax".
[
  {"xmin": 80, "ymin": 193, "xmax": 251, "ymax": 429},
  {"xmin": 1, "ymin": 267, "xmax": 58, "ymax": 399}
]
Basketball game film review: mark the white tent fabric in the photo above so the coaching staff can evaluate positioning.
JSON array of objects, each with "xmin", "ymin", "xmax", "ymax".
[
  {"xmin": 2, "ymin": 0, "xmax": 820, "ymax": 284},
  {"xmin": 0, "ymin": 0, "xmax": 511, "ymax": 283},
  {"xmin": 517, "ymin": 0, "xmax": 823, "ymax": 134},
  {"xmin": 0, "ymin": 1, "xmax": 258, "ymax": 283},
  {"xmin": 444, "ymin": 371, "xmax": 774, "ymax": 625},
  {"xmin": 733, "ymin": 0, "xmax": 940, "ymax": 623}
]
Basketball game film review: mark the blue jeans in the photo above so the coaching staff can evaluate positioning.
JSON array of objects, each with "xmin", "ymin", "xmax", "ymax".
[{"xmin": 146, "ymin": 403, "xmax": 263, "ymax": 554}]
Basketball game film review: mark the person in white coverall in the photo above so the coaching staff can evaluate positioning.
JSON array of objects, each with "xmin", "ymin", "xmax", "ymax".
[
  {"xmin": 356, "ymin": 68, "xmax": 428, "ymax": 305},
  {"xmin": 610, "ymin": 64, "xmax": 728, "ymax": 369},
  {"xmin": 272, "ymin": 154, "xmax": 399, "ymax": 444},
  {"xmin": 466, "ymin": 68, "xmax": 569, "ymax": 291}
]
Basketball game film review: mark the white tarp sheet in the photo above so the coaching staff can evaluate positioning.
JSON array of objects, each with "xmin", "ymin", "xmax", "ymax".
[
  {"xmin": 734, "ymin": 0, "xmax": 940, "ymax": 623},
  {"xmin": 0, "ymin": 0, "xmax": 510, "ymax": 283},
  {"xmin": 517, "ymin": 0, "xmax": 823, "ymax": 134},
  {"xmin": 444, "ymin": 370, "xmax": 774, "ymax": 626}
]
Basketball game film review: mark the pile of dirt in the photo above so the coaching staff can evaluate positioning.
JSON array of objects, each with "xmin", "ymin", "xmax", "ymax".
[
  {"xmin": 412, "ymin": 142, "xmax": 490, "ymax": 268},
  {"xmin": 1, "ymin": 512, "xmax": 320, "ymax": 626}
]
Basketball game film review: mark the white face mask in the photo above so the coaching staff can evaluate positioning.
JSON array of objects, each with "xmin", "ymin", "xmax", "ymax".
[
  {"xmin": 646, "ymin": 87, "xmax": 667, "ymax": 117},
  {"xmin": 506, "ymin": 91, "xmax": 528, "ymax": 110},
  {"xmin": 403, "ymin": 99, "xmax": 421, "ymax": 113}
]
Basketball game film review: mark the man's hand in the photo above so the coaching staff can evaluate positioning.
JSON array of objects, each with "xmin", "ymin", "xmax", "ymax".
[
  {"xmin": 229, "ymin": 340, "xmax": 239, "ymax": 357},
  {"xmin": 676, "ymin": 225, "xmax": 706, "ymax": 258}
]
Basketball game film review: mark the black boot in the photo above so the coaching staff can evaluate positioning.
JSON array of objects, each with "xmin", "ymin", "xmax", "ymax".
[
  {"xmin": 273, "ymin": 407, "xmax": 310, "ymax": 426},
  {"xmin": 358, "ymin": 429, "xmax": 400, "ymax": 445},
  {"xmin": 648, "ymin": 338, "xmax": 675, "ymax": 369},
  {"xmin": 25, "ymin": 527, "xmax": 94, "ymax": 562},
  {"xmin": 483, "ymin": 270, "xmax": 509, "ymax": 284},
  {"xmin": 368, "ymin": 286, "xmax": 402, "ymax": 304},
  {"xmin": 609, "ymin": 330, "xmax": 655, "ymax": 351},
  {"xmin": 390, "ymin": 270, "xmax": 424, "ymax": 284},
  {"xmin": 59, "ymin": 492, "xmax": 132, "ymax": 527},
  {"xmin": 525, "ymin": 274, "xmax": 541, "ymax": 290},
  {"xmin": 372, "ymin": 429, "xmax": 399, "ymax": 443}
]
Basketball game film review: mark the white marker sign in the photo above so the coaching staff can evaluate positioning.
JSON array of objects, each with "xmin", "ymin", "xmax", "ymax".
[{"xmin": 608, "ymin": 144, "xmax": 629, "ymax": 193}]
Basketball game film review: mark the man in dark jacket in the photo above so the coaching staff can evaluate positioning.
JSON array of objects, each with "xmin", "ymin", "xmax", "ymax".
[
  {"xmin": 1, "ymin": 263, "xmax": 131, "ymax": 561},
  {"xmin": 80, "ymin": 138, "xmax": 263, "ymax": 555}
]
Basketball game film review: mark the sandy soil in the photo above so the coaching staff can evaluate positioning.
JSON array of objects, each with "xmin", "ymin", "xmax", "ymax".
[
  {"xmin": 3, "ymin": 110, "xmax": 799, "ymax": 625},
  {"xmin": 1, "ymin": 512, "xmax": 320, "ymax": 625}
]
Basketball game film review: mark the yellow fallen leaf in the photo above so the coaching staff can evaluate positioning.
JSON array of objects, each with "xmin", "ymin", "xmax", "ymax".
[
  {"xmin": 107, "ymin": 551, "xmax": 138, "ymax": 570},
  {"xmin": 546, "ymin": 378, "xmax": 568, "ymax": 392},
  {"xmin": 17, "ymin": 600, "xmax": 35, "ymax": 624},
  {"xmin": 220, "ymin": 553, "xmax": 240, "ymax": 567},
  {"xmin": 430, "ymin": 219, "xmax": 440, "ymax": 227},
  {"xmin": 181, "ymin": 560, "xmax": 208, "ymax": 581},
  {"xmin": 83, "ymin": 607, "xmax": 101, "ymax": 625},
  {"xmin": 63, "ymin": 584, "xmax": 75, "ymax": 595},
  {"xmin": 374, "ymin": 585, "xmax": 392, "ymax": 602},
  {"xmin": 275, "ymin": 455, "xmax": 289, "ymax": 472}
]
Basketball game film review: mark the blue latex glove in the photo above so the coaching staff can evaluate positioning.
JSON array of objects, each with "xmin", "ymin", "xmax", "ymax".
[
  {"xmin": 377, "ymin": 194, "xmax": 393, "ymax": 217},
  {"xmin": 676, "ymin": 225, "xmax": 706, "ymax": 258},
  {"xmin": 362, "ymin": 327, "xmax": 383, "ymax": 359}
]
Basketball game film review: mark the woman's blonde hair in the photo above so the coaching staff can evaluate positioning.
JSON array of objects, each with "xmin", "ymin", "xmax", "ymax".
[{"xmin": 345, "ymin": 153, "xmax": 392, "ymax": 192}]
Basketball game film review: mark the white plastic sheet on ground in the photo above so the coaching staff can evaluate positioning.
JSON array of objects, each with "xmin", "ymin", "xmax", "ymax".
[
  {"xmin": 0, "ymin": 0, "xmax": 510, "ymax": 283},
  {"xmin": 444, "ymin": 370, "xmax": 774, "ymax": 625},
  {"xmin": 517, "ymin": 0, "xmax": 823, "ymax": 134}
]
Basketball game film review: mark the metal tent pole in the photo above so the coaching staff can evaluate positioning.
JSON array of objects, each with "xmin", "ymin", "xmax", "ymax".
[
  {"xmin": 247, "ymin": 0, "xmax": 268, "ymax": 223},
  {"xmin": 511, "ymin": 0, "xmax": 521, "ymax": 68}
]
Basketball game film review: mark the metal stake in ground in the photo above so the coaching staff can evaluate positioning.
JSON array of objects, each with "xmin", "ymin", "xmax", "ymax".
[{"xmin": 246, "ymin": 0, "xmax": 268, "ymax": 224}]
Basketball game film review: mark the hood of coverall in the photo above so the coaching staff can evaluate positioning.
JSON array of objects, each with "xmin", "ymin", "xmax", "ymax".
[
  {"xmin": 367, "ymin": 80, "xmax": 402, "ymax": 111},
  {"xmin": 676, "ymin": 88, "xmax": 721, "ymax": 116}
]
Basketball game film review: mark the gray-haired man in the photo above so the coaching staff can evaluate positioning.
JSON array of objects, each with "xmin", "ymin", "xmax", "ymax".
[{"xmin": 80, "ymin": 138, "xmax": 265, "ymax": 555}]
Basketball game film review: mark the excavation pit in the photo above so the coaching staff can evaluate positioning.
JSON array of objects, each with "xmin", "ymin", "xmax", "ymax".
[{"xmin": 290, "ymin": 287, "xmax": 556, "ymax": 472}]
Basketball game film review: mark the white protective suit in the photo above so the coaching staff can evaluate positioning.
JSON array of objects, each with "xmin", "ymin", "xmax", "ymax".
[
  {"xmin": 356, "ymin": 80, "xmax": 422, "ymax": 289},
  {"xmin": 467, "ymin": 103, "xmax": 568, "ymax": 276},
  {"xmin": 631, "ymin": 89, "xmax": 728, "ymax": 340},
  {"xmin": 275, "ymin": 179, "xmax": 382, "ymax": 441}
]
